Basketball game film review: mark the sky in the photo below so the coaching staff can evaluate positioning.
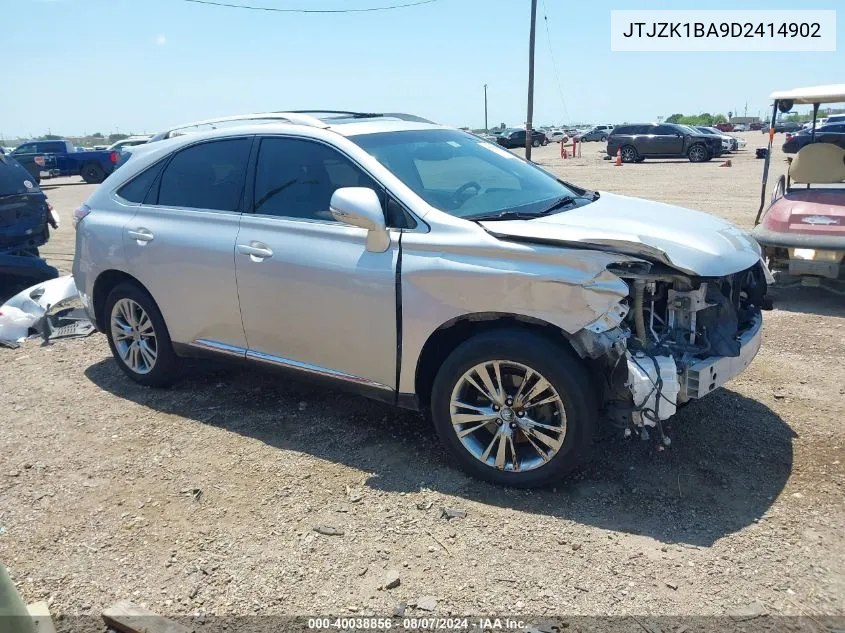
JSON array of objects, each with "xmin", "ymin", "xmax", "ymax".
[{"xmin": 1, "ymin": 0, "xmax": 842, "ymax": 139}]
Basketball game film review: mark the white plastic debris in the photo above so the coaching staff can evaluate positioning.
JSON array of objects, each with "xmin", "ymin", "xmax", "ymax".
[
  {"xmin": 0, "ymin": 275, "xmax": 83, "ymax": 345},
  {"xmin": 0, "ymin": 306, "xmax": 38, "ymax": 343},
  {"xmin": 3, "ymin": 275, "xmax": 78, "ymax": 318}
]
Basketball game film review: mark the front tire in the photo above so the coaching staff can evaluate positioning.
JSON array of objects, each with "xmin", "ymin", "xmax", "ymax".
[
  {"xmin": 104, "ymin": 282, "xmax": 181, "ymax": 387},
  {"xmin": 430, "ymin": 330, "xmax": 597, "ymax": 487},
  {"xmin": 532, "ymin": 138, "xmax": 541, "ymax": 148},
  {"xmin": 688, "ymin": 144, "xmax": 707, "ymax": 163}
]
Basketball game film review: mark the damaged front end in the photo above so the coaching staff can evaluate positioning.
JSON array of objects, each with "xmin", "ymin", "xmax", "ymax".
[{"xmin": 573, "ymin": 260, "xmax": 767, "ymax": 442}]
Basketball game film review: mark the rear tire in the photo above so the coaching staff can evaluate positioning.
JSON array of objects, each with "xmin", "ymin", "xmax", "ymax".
[
  {"xmin": 688, "ymin": 144, "xmax": 707, "ymax": 163},
  {"xmin": 600, "ymin": 135, "xmax": 607, "ymax": 142},
  {"xmin": 532, "ymin": 138, "xmax": 541, "ymax": 148},
  {"xmin": 430, "ymin": 330, "xmax": 597, "ymax": 488},
  {"xmin": 81, "ymin": 163, "xmax": 106, "ymax": 184},
  {"xmin": 104, "ymin": 282, "xmax": 181, "ymax": 387}
]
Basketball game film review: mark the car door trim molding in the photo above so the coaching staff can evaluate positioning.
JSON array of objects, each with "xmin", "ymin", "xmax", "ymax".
[
  {"xmin": 189, "ymin": 339, "xmax": 394, "ymax": 391},
  {"xmin": 245, "ymin": 349, "xmax": 394, "ymax": 391},
  {"xmin": 191, "ymin": 339, "xmax": 247, "ymax": 358}
]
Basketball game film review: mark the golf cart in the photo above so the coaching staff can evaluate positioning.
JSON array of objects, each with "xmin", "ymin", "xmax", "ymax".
[{"xmin": 753, "ymin": 84, "xmax": 845, "ymax": 294}]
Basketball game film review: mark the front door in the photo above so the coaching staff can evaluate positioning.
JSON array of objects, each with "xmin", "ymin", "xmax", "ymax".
[
  {"xmin": 123, "ymin": 137, "xmax": 252, "ymax": 351},
  {"xmin": 235, "ymin": 136, "xmax": 398, "ymax": 391},
  {"xmin": 649, "ymin": 125, "xmax": 684, "ymax": 155}
]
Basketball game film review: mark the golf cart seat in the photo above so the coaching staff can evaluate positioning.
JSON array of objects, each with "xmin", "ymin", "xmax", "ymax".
[{"xmin": 789, "ymin": 143, "xmax": 845, "ymax": 184}]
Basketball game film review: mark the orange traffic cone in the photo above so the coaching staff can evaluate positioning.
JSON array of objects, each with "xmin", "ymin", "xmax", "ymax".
[
  {"xmin": 719, "ymin": 159, "xmax": 732, "ymax": 167},
  {"xmin": 615, "ymin": 148, "xmax": 622, "ymax": 166}
]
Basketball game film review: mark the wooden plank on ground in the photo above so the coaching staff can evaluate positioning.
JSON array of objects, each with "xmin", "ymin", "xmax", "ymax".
[
  {"xmin": 102, "ymin": 600, "xmax": 191, "ymax": 633},
  {"xmin": 26, "ymin": 601, "xmax": 56, "ymax": 633}
]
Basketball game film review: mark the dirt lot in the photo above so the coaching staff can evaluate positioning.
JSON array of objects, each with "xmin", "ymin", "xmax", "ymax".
[{"xmin": 1, "ymin": 133, "xmax": 843, "ymax": 621}]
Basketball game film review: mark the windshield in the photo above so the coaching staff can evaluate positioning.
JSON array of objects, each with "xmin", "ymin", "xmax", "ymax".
[{"xmin": 349, "ymin": 129, "xmax": 577, "ymax": 219}]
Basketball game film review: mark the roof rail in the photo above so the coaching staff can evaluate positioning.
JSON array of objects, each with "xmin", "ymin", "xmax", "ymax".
[
  {"xmin": 149, "ymin": 111, "xmax": 329, "ymax": 142},
  {"xmin": 289, "ymin": 110, "xmax": 436, "ymax": 124}
]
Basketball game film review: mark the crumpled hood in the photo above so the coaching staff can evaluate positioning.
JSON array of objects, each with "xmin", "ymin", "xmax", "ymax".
[{"xmin": 481, "ymin": 192, "xmax": 761, "ymax": 277}]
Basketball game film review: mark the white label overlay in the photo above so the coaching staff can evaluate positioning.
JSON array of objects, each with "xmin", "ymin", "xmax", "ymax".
[{"xmin": 610, "ymin": 10, "xmax": 836, "ymax": 52}]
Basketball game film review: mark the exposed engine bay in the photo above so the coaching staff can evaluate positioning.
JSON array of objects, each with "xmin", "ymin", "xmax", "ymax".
[{"xmin": 574, "ymin": 260, "xmax": 768, "ymax": 444}]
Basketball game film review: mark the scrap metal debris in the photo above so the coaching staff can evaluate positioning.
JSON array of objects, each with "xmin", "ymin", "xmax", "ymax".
[{"xmin": 441, "ymin": 507, "xmax": 467, "ymax": 520}]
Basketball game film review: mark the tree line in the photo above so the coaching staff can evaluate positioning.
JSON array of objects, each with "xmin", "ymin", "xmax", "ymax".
[{"xmin": 665, "ymin": 113, "xmax": 728, "ymax": 126}]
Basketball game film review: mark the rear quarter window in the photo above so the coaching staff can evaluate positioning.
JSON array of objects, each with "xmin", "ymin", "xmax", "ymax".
[{"xmin": 116, "ymin": 160, "xmax": 166, "ymax": 203}]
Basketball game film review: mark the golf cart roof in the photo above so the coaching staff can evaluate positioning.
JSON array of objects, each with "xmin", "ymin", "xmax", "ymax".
[{"xmin": 769, "ymin": 84, "xmax": 845, "ymax": 105}]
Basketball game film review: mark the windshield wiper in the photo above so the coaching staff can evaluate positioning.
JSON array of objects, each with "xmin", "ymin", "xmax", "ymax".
[
  {"xmin": 470, "ymin": 196, "xmax": 580, "ymax": 222},
  {"xmin": 469, "ymin": 210, "xmax": 547, "ymax": 221}
]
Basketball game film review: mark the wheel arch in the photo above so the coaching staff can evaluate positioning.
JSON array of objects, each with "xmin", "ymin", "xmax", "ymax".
[
  {"xmin": 92, "ymin": 269, "xmax": 151, "ymax": 331},
  {"xmin": 412, "ymin": 312, "xmax": 578, "ymax": 411}
]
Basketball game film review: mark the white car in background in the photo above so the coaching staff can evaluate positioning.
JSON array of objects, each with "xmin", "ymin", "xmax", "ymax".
[{"xmin": 546, "ymin": 129, "xmax": 570, "ymax": 143}]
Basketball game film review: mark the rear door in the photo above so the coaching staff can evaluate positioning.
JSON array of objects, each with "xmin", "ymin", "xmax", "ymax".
[
  {"xmin": 234, "ymin": 135, "xmax": 398, "ymax": 392},
  {"xmin": 40, "ymin": 141, "xmax": 67, "ymax": 174},
  {"xmin": 122, "ymin": 137, "xmax": 252, "ymax": 351}
]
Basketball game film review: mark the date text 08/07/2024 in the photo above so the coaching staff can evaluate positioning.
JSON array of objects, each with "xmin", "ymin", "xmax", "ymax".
[{"xmin": 307, "ymin": 617, "xmax": 527, "ymax": 630}]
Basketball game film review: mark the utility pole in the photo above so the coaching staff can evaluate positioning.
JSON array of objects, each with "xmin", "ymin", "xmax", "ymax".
[
  {"xmin": 525, "ymin": 0, "xmax": 538, "ymax": 161},
  {"xmin": 484, "ymin": 84, "xmax": 488, "ymax": 131}
]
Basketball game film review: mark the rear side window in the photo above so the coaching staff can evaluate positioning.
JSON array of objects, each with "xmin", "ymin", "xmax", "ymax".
[
  {"xmin": 653, "ymin": 125, "xmax": 677, "ymax": 135},
  {"xmin": 253, "ymin": 137, "xmax": 378, "ymax": 222},
  {"xmin": 117, "ymin": 160, "xmax": 166, "ymax": 203},
  {"xmin": 157, "ymin": 138, "xmax": 251, "ymax": 211},
  {"xmin": 42, "ymin": 142, "xmax": 64, "ymax": 153}
]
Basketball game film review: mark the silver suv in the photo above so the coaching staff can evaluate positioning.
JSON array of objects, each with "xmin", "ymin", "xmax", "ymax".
[{"xmin": 72, "ymin": 111, "xmax": 767, "ymax": 487}]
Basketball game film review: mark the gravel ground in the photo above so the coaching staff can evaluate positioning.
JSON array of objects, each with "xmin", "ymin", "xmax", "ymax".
[{"xmin": 1, "ymin": 133, "xmax": 843, "ymax": 622}]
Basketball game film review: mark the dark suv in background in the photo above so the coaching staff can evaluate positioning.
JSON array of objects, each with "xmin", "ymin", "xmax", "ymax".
[{"xmin": 607, "ymin": 124, "xmax": 723, "ymax": 163}]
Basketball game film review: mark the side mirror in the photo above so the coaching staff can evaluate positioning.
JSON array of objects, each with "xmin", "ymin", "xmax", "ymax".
[{"xmin": 330, "ymin": 187, "xmax": 390, "ymax": 253}]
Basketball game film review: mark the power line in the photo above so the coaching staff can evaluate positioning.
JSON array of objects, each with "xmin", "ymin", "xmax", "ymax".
[
  {"xmin": 181, "ymin": 0, "xmax": 442, "ymax": 13},
  {"xmin": 540, "ymin": 0, "xmax": 570, "ymax": 124}
]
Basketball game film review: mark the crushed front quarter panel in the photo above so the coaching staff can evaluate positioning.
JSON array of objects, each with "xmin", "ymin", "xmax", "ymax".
[{"xmin": 398, "ymin": 226, "xmax": 640, "ymax": 394}]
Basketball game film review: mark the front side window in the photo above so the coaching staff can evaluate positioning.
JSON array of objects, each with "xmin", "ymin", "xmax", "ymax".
[
  {"xmin": 13, "ymin": 144, "xmax": 37, "ymax": 154},
  {"xmin": 252, "ymin": 137, "xmax": 378, "ymax": 222},
  {"xmin": 157, "ymin": 138, "xmax": 251, "ymax": 211},
  {"xmin": 350, "ymin": 129, "xmax": 577, "ymax": 219}
]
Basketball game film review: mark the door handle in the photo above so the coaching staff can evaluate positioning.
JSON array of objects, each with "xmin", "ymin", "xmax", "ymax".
[
  {"xmin": 127, "ymin": 228, "xmax": 154, "ymax": 243},
  {"xmin": 237, "ymin": 242, "xmax": 274, "ymax": 260}
]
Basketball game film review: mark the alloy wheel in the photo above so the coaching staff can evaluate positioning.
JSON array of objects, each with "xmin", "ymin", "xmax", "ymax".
[
  {"xmin": 689, "ymin": 146, "xmax": 706, "ymax": 162},
  {"xmin": 449, "ymin": 360, "xmax": 567, "ymax": 472},
  {"xmin": 621, "ymin": 147, "xmax": 637, "ymax": 162},
  {"xmin": 110, "ymin": 298, "xmax": 157, "ymax": 374}
]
